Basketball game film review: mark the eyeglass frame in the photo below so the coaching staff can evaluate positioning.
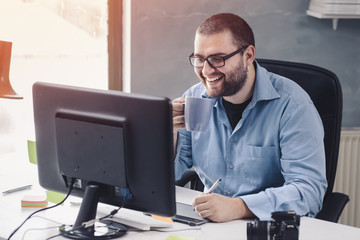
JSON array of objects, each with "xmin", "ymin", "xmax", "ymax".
[{"xmin": 188, "ymin": 45, "xmax": 248, "ymax": 68}]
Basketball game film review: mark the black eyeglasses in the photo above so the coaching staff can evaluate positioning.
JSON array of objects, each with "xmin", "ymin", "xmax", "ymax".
[{"xmin": 189, "ymin": 45, "xmax": 248, "ymax": 68}]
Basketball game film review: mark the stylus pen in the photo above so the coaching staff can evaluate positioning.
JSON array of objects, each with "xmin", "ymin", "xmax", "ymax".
[
  {"xmin": 207, "ymin": 178, "xmax": 221, "ymax": 194},
  {"xmin": 2, "ymin": 185, "xmax": 32, "ymax": 195}
]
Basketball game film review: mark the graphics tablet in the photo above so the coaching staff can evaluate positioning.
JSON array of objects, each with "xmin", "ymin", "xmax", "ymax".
[{"xmin": 173, "ymin": 202, "xmax": 209, "ymax": 226}]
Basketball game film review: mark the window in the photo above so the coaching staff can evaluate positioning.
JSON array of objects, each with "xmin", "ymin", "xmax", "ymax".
[{"xmin": 0, "ymin": 0, "xmax": 109, "ymax": 155}]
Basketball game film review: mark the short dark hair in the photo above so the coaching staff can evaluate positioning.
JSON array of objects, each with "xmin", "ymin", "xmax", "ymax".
[{"xmin": 196, "ymin": 13, "xmax": 255, "ymax": 48}]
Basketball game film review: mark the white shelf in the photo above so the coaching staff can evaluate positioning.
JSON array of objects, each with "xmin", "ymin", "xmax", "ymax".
[
  {"xmin": 307, "ymin": 10, "xmax": 360, "ymax": 29},
  {"xmin": 307, "ymin": 0, "xmax": 360, "ymax": 30}
]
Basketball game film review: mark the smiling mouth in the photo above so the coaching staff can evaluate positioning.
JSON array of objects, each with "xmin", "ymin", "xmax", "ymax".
[
  {"xmin": 203, "ymin": 74, "xmax": 224, "ymax": 83},
  {"xmin": 206, "ymin": 76, "xmax": 222, "ymax": 82}
]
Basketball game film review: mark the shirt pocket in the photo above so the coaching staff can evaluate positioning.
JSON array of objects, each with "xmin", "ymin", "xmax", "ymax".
[
  {"xmin": 242, "ymin": 145, "xmax": 281, "ymax": 190},
  {"xmin": 247, "ymin": 145, "xmax": 277, "ymax": 159}
]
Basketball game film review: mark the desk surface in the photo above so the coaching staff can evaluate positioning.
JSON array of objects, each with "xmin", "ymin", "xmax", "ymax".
[{"xmin": 1, "ymin": 151, "xmax": 360, "ymax": 240}]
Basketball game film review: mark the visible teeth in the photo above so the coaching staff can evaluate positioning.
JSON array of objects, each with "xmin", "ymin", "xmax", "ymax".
[{"xmin": 207, "ymin": 76, "xmax": 222, "ymax": 82}]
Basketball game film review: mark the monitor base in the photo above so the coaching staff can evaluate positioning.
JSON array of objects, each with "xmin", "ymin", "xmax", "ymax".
[{"xmin": 59, "ymin": 220, "xmax": 128, "ymax": 239}]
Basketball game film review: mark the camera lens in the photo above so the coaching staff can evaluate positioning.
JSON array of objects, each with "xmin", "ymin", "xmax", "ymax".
[{"xmin": 247, "ymin": 221, "xmax": 269, "ymax": 240}]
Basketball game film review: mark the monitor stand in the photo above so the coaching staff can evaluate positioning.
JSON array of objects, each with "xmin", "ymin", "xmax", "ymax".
[{"xmin": 59, "ymin": 183, "xmax": 128, "ymax": 239}]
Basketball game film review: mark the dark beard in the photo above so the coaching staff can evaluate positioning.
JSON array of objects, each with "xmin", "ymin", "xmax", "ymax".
[
  {"xmin": 203, "ymin": 65, "xmax": 247, "ymax": 98},
  {"xmin": 221, "ymin": 66, "xmax": 247, "ymax": 97}
]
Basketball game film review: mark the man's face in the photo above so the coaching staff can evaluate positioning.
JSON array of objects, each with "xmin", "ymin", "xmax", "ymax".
[{"xmin": 193, "ymin": 31, "xmax": 247, "ymax": 98}]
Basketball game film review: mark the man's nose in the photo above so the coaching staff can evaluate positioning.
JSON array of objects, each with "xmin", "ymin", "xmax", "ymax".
[{"xmin": 202, "ymin": 60, "xmax": 216, "ymax": 77}]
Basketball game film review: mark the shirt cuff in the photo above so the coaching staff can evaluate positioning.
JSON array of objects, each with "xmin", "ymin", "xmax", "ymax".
[{"xmin": 240, "ymin": 192, "xmax": 274, "ymax": 220}]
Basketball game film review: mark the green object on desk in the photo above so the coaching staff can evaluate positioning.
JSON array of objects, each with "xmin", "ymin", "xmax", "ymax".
[
  {"xmin": 166, "ymin": 235, "xmax": 197, "ymax": 240},
  {"xmin": 27, "ymin": 140, "xmax": 37, "ymax": 164},
  {"xmin": 46, "ymin": 190, "xmax": 65, "ymax": 205},
  {"xmin": 27, "ymin": 140, "xmax": 65, "ymax": 205},
  {"xmin": 27, "ymin": 140, "xmax": 65, "ymax": 204}
]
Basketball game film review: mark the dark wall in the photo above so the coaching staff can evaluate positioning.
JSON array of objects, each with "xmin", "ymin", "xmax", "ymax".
[{"xmin": 131, "ymin": 0, "xmax": 360, "ymax": 127}]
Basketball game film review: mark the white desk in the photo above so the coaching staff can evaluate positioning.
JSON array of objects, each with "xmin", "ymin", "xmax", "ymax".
[{"xmin": 2, "ymin": 151, "xmax": 360, "ymax": 240}]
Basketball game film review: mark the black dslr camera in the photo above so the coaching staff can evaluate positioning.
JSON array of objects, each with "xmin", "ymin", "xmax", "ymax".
[{"xmin": 247, "ymin": 211, "xmax": 300, "ymax": 240}]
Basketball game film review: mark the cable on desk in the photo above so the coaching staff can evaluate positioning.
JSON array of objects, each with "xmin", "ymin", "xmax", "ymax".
[
  {"xmin": 31, "ymin": 215, "xmax": 64, "ymax": 226},
  {"xmin": 22, "ymin": 226, "xmax": 61, "ymax": 240},
  {"xmin": 7, "ymin": 178, "xmax": 76, "ymax": 240},
  {"xmin": 21, "ymin": 215, "xmax": 64, "ymax": 240},
  {"xmin": 13, "ymin": 184, "xmax": 128, "ymax": 239}
]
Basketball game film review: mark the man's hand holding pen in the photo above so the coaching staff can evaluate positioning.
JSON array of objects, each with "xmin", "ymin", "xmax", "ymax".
[
  {"xmin": 192, "ymin": 178, "xmax": 255, "ymax": 222},
  {"xmin": 206, "ymin": 178, "xmax": 221, "ymax": 194}
]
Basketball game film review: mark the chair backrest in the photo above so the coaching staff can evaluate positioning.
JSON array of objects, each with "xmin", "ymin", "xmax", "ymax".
[{"xmin": 257, "ymin": 59, "xmax": 343, "ymax": 195}]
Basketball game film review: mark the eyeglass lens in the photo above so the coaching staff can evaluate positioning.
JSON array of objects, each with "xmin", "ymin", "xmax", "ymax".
[{"xmin": 191, "ymin": 56, "xmax": 224, "ymax": 68}]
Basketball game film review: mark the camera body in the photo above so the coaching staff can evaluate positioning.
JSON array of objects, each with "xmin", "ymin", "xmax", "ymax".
[{"xmin": 247, "ymin": 211, "xmax": 300, "ymax": 240}]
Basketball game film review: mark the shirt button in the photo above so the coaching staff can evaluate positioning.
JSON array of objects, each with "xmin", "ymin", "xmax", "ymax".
[
  {"xmin": 229, "ymin": 164, "xmax": 234, "ymax": 169},
  {"xmin": 230, "ymin": 138, "xmax": 235, "ymax": 142},
  {"xmin": 227, "ymin": 191, "xmax": 231, "ymax": 196}
]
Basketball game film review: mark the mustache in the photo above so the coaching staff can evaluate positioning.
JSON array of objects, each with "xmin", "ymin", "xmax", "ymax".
[{"xmin": 200, "ymin": 71, "xmax": 225, "ymax": 80}]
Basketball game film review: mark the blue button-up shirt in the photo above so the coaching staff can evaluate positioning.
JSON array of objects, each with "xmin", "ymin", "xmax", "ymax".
[{"xmin": 174, "ymin": 61, "xmax": 327, "ymax": 220}]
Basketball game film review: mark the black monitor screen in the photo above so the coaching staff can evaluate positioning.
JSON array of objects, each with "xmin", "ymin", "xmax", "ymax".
[{"xmin": 32, "ymin": 82, "xmax": 176, "ymax": 238}]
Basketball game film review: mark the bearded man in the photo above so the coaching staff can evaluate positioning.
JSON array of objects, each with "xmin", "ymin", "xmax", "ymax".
[{"xmin": 172, "ymin": 13, "xmax": 327, "ymax": 223}]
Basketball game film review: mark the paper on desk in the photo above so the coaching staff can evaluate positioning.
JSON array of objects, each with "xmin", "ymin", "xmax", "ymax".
[
  {"xmin": 175, "ymin": 186, "xmax": 202, "ymax": 205},
  {"xmin": 166, "ymin": 235, "xmax": 197, "ymax": 240},
  {"xmin": 151, "ymin": 214, "xmax": 173, "ymax": 223}
]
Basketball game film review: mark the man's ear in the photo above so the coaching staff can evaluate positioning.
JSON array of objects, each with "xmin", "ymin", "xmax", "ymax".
[{"xmin": 244, "ymin": 45, "xmax": 255, "ymax": 66}]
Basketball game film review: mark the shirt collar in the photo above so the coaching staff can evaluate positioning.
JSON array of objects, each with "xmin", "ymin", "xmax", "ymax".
[{"xmin": 251, "ymin": 60, "xmax": 280, "ymax": 104}]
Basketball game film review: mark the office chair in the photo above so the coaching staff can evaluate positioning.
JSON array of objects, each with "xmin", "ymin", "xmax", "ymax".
[{"xmin": 175, "ymin": 59, "xmax": 349, "ymax": 223}]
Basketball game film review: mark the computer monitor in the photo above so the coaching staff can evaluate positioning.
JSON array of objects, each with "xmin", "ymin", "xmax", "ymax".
[{"xmin": 32, "ymin": 82, "xmax": 176, "ymax": 238}]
